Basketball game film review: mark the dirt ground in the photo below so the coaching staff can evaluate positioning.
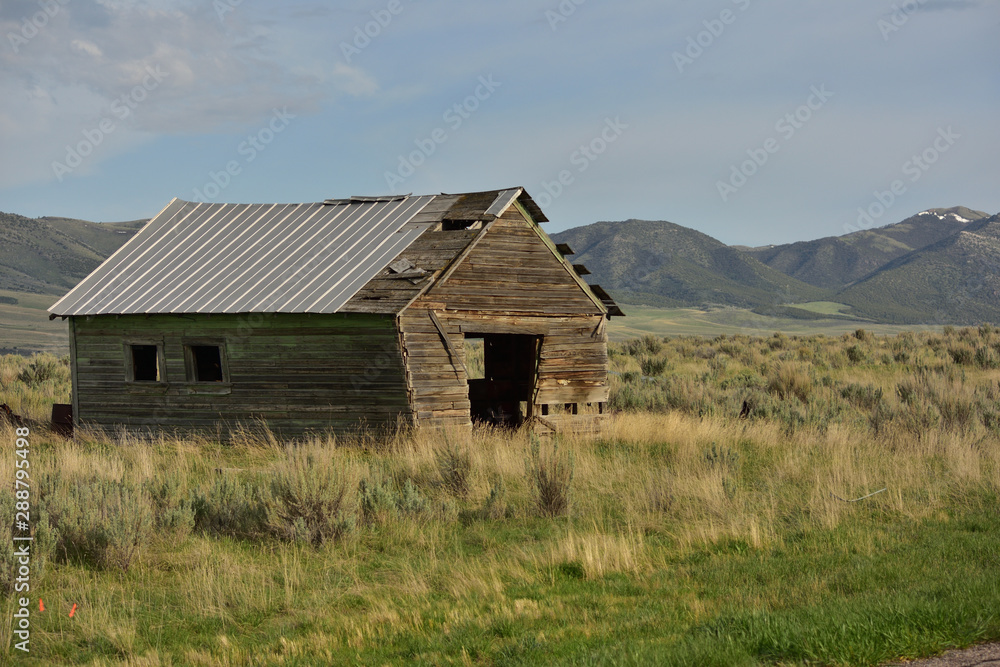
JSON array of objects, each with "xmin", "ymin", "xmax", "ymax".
[{"xmin": 887, "ymin": 642, "xmax": 1000, "ymax": 666}]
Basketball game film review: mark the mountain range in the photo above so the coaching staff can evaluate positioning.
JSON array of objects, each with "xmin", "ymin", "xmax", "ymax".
[
  {"xmin": 552, "ymin": 206, "xmax": 1000, "ymax": 324},
  {"xmin": 1, "ymin": 205, "xmax": 998, "ymax": 325}
]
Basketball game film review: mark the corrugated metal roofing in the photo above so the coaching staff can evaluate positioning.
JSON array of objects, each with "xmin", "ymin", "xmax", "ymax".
[{"xmin": 50, "ymin": 195, "xmax": 438, "ymax": 316}]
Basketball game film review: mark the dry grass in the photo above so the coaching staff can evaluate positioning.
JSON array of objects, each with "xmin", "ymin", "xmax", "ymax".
[{"xmin": 6, "ymin": 329, "xmax": 1000, "ymax": 664}]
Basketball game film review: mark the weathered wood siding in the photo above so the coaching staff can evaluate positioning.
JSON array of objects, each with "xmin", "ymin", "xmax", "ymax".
[
  {"xmin": 398, "ymin": 309, "xmax": 471, "ymax": 427},
  {"xmin": 71, "ymin": 313, "xmax": 410, "ymax": 438},
  {"xmin": 427, "ymin": 213, "xmax": 601, "ymax": 315},
  {"xmin": 400, "ymin": 208, "xmax": 609, "ymax": 430}
]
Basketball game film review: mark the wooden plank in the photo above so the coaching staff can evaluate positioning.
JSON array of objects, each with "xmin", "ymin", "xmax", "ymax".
[
  {"xmin": 426, "ymin": 310, "xmax": 467, "ymax": 377},
  {"xmin": 72, "ymin": 312, "xmax": 414, "ymax": 437},
  {"xmin": 536, "ymin": 386, "xmax": 609, "ymax": 404}
]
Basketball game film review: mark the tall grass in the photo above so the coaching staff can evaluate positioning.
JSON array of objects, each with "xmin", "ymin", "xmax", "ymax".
[
  {"xmin": 0, "ymin": 353, "xmax": 70, "ymax": 421},
  {"xmin": 3, "ymin": 329, "xmax": 1000, "ymax": 664},
  {"xmin": 609, "ymin": 327, "xmax": 1000, "ymax": 440}
]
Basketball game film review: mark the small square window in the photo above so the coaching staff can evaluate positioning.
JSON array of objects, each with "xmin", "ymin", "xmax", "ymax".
[
  {"xmin": 130, "ymin": 344, "xmax": 160, "ymax": 382},
  {"xmin": 189, "ymin": 345, "xmax": 224, "ymax": 382}
]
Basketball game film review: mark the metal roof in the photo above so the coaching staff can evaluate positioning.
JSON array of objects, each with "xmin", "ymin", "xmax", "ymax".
[
  {"xmin": 49, "ymin": 195, "xmax": 440, "ymax": 316},
  {"xmin": 49, "ymin": 188, "xmax": 553, "ymax": 317}
]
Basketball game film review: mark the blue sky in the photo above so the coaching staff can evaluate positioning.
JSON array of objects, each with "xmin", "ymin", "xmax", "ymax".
[{"xmin": 1, "ymin": 0, "xmax": 997, "ymax": 245}]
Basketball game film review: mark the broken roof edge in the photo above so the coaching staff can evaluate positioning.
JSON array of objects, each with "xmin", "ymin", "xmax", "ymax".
[
  {"xmin": 326, "ymin": 194, "xmax": 413, "ymax": 204},
  {"xmin": 438, "ymin": 187, "xmax": 549, "ymax": 224},
  {"xmin": 515, "ymin": 188, "xmax": 549, "ymax": 223}
]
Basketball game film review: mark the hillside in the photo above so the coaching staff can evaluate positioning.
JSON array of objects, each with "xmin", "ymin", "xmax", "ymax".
[
  {"xmin": 744, "ymin": 207, "xmax": 989, "ymax": 289},
  {"xmin": 838, "ymin": 213, "xmax": 1000, "ymax": 324},
  {"xmin": 2, "ymin": 204, "xmax": 999, "ymax": 331},
  {"xmin": 551, "ymin": 219, "xmax": 831, "ymax": 310},
  {"xmin": 0, "ymin": 212, "xmax": 145, "ymax": 294}
]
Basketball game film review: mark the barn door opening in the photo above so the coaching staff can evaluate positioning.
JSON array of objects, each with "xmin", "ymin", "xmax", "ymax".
[{"xmin": 466, "ymin": 333, "xmax": 541, "ymax": 428}]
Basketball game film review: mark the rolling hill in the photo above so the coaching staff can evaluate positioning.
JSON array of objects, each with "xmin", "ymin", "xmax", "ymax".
[
  {"xmin": 0, "ymin": 212, "xmax": 145, "ymax": 294},
  {"xmin": 837, "ymin": 213, "xmax": 1000, "ymax": 323},
  {"xmin": 0, "ymin": 212, "xmax": 146, "ymax": 353},
  {"xmin": 550, "ymin": 219, "xmax": 832, "ymax": 310},
  {"xmin": 554, "ymin": 207, "xmax": 1000, "ymax": 325},
  {"xmin": 744, "ymin": 207, "xmax": 989, "ymax": 289}
]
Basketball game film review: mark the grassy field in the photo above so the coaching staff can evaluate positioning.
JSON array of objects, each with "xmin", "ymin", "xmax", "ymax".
[
  {"xmin": 607, "ymin": 304, "xmax": 939, "ymax": 340},
  {"xmin": 0, "ymin": 301, "xmax": 941, "ymax": 358},
  {"xmin": 2, "ymin": 327, "xmax": 1000, "ymax": 665},
  {"xmin": 0, "ymin": 290, "xmax": 67, "ymax": 355},
  {"xmin": 788, "ymin": 301, "xmax": 855, "ymax": 316}
]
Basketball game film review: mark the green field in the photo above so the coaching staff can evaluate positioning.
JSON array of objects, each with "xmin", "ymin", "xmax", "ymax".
[
  {"xmin": 0, "ymin": 290, "xmax": 67, "ymax": 354},
  {"xmin": 607, "ymin": 304, "xmax": 940, "ymax": 340},
  {"xmin": 0, "ymin": 298, "xmax": 949, "ymax": 357},
  {"xmin": 4, "ymin": 327, "xmax": 1000, "ymax": 665},
  {"xmin": 788, "ymin": 301, "xmax": 855, "ymax": 316}
]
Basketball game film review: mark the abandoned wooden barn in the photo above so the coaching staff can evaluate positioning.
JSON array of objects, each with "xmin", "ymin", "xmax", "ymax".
[{"xmin": 49, "ymin": 188, "xmax": 623, "ymax": 438}]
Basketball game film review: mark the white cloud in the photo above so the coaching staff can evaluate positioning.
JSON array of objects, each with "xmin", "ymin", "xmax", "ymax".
[
  {"xmin": 70, "ymin": 39, "xmax": 103, "ymax": 57},
  {"xmin": 0, "ymin": 0, "xmax": 375, "ymax": 188}
]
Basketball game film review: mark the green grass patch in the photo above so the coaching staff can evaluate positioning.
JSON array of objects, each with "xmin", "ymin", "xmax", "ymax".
[
  {"xmin": 0, "ymin": 289, "xmax": 67, "ymax": 354},
  {"xmin": 608, "ymin": 304, "xmax": 938, "ymax": 340},
  {"xmin": 11, "ymin": 492, "xmax": 1000, "ymax": 665},
  {"xmin": 788, "ymin": 301, "xmax": 855, "ymax": 316}
]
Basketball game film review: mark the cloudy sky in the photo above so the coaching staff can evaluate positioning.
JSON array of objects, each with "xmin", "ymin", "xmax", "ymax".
[{"xmin": 1, "ymin": 0, "xmax": 997, "ymax": 245}]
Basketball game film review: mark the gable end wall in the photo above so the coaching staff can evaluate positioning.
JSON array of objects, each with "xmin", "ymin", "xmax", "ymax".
[{"xmin": 400, "ymin": 207, "xmax": 609, "ymax": 430}]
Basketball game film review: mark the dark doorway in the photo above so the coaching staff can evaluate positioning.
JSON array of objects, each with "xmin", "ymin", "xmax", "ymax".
[{"xmin": 466, "ymin": 333, "xmax": 541, "ymax": 428}]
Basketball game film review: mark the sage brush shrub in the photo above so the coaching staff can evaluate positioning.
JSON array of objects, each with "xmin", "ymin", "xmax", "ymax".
[
  {"xmin": 841, "ymin": 383, "xmax": 884, "ymax": 410},
  {"xmin": 359, "ymin": 478, "xmax": 397, "ymax": 526},
  {"xmin": 44, "ymin": 477, "xmax": 153, "ymax": 572},
  {"xmin": 935, "ymin": 394, "xmax": 976, "ymax": 432},
  {"xmin": 623, "ymin": 334, "xmax": 663, "ymax": 356},
  {"xmin": 434, "ymin": 439, "xmax": 472, "ymax": 499},
  {"xmin": 15, "ymin": 354, "xmax": 68, "ymax": 387},
  {"xmin": 145, "ymin": 474, "xmax": 195, "ymax": 537},
  {"xmin": 268, "ymin": 450, "xmax": 355, "ymax": 546},
  {"xmin": 397, "ymin": 479, "xmax": 429, "ymax": 517},
  {"xmin": 766, "ymin": 363, "xmax": 812, "ymax": 403},
  {"xmin": 526, "ymin": 437, "xmax": 574, "ymax": 518},
  {"xmin": 358, "ymin": 477, "xmax": 430, "ymax": 526},
  {"xmin": 193, "ymin": 474, "xmax": 271, "ymax": 538},
  {"xmin": 949, "ymin": 345, "xmax": 975, "ymax": 366},
  {"xmin": 640, "ymin": 355, "xmax": 670, "ymax": 376},
  {"xmin": 845, "ymin": 345, "xmax": 866, "ymax": 364},
  {"xmin": 479, "ymin": 477, "xmax": 507, "ymax": 520},
  {"xmin": 973, "ymin": 346, "xmax": 999, "ymax": 369}
]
